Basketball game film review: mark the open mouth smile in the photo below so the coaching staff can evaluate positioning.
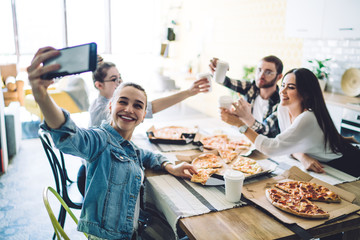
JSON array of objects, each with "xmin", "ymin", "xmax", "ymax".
[{"xmin": 119, "ymin": 114, "xmax": 137, "ymax": 122}]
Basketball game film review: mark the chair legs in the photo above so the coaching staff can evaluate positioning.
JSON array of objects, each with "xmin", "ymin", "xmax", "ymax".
[{"xmin": 53, "ymin": 206, "xmax": 67, "ymax": 240}]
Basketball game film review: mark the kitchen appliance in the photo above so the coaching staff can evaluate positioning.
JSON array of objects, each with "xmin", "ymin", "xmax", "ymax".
[{"xmin": 340, "ymin": 108, "xmax": 360, "ymax": 144}]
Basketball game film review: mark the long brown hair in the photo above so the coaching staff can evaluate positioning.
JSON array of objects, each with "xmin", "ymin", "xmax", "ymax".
[{"xmin": 283, "ymin": 68, "xmax": 351, "ymax": 153}]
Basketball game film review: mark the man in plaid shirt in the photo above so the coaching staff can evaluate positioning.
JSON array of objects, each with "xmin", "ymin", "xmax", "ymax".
[{"xmin": 209, "ymin": 55, "xmax": 283, "ymax": 138}]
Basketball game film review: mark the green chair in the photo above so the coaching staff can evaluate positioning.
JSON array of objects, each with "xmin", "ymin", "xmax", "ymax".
[{"xmin": 43, "ymin": 186, "xmax": 88, "ymax": 240}]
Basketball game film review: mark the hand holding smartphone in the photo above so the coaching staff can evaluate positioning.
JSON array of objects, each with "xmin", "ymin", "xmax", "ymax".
[{"xmin": 41, "ymin": 42, "xmax": 97, "ymax": 80}]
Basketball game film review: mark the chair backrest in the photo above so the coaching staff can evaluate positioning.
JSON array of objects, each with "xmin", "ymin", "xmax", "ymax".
[
  {"xmin": 43, "ymin": 186, "xmax": 88, "ymax": 239},
  {"xmin": 38, "ymin": 129, "xmax": 82, "ymax": 209}
]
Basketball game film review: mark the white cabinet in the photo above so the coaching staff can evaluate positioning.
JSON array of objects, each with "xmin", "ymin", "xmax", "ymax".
[
  {"xmin": 322, "ymin": 0, "xmax": 360, "ymax": 39},
  {"xmin": 327, "ymin": 103, "xmax": 343, "ymax": 132},
  {"xmin": 285, "ymin": 0, "xmax": 360, "ymax": 39},
  {"xmin": 285, "ymin": 0, "xmax": 325, "ymax": 38}
]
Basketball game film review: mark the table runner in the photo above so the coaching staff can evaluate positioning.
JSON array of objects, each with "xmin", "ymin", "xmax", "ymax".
[
  {"xmin": 145, "ymin": 174, "xmax": 246, "ymax": 237},
  {"xmin": 271, "ymin": 155, "xmax": 359, "ymax": 185}
]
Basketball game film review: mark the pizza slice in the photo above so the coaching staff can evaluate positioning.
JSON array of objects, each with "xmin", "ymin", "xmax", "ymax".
[
  {"xmin": 231, "ymin": 156, "xmax": 262, "ymax": 175},
  {"xmin": 191, "ymin": 168, "xmax": 219, "ymax": 185},
  {"xmin": 192, "ymin": 153, "xmax": 223, "ymax": 169},
  {"xmin": 153, "ymin": 126, "xmax": 194, "ymax": 140},
  {"xmin": 265, "ymin": 188, "xmax": 330, "ymax": 219},
  {"xmin": 201, "ymin": 135, "xmax": 229, "ymax": 150},
  {"xmin": 275, "ymin": 181, "xmax": 341, "ymax": 203},
  {"xmin": 226, "ymin": 140, "xmax": 251, "ymax": 150},
  {"xmin": 218, "ymin": 149, "xmax": 238, "ymax": 163}
]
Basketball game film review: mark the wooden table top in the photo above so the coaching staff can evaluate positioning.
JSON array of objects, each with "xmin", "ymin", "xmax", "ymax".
[
  {"xmin": 178, "ymin": 180, "xmax": 360, "ymax": 240},
  {"xmin": 137, "ymin": 110, "xmax": 360, "ymax": 240}
]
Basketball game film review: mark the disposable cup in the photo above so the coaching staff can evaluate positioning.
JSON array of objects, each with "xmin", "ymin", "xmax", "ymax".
[
  {"xmin": 213, "ymin": 60, "xmax": 229, "ymax": 84},
  {"xmin": 196, "ymin": 72, "xmax": 212, "ymax": 92},
  {"xmin": 218, "ymin": 95, "xmax": 233, "ymax": 109},
  {"xmin": 224, "ymin": 170, "xmax": 244, "ymax": 203}
]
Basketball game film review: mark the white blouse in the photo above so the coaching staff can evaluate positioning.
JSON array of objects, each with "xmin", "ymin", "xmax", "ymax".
[{"xmin": 254, "ymin": 105, "xmax": 342, "ymax": 162}]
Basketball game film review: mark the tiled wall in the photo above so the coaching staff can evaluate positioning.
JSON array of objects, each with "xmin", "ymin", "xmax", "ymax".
[{"xmin": 302, "ymin": 39, "xmax": 360, "ymax": 94}]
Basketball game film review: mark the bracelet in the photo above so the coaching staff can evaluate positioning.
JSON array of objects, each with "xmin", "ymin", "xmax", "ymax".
[{"xmin": 162, "ymin": 161, "xmax": 173, "ymax": 170}]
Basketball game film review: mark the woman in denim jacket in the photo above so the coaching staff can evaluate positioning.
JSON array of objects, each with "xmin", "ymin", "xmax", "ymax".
[{"xmin": 28, "ymin": 47, "xmax": 197, "ymax": 239}]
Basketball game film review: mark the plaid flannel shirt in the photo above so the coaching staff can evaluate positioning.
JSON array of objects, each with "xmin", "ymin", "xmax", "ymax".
[{"xmin": 222, "ymin": 76, "xmax": 280, "ymax": 138}]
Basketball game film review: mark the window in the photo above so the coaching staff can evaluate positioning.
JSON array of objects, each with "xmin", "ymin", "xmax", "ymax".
[
  {"xmin": 16, "ymin": 0, "xmax": 64, "ymax": 54},
  {"xmin": 66, "ymin": 0, "xmax": 107, "ymax": 53},
  {"xmin": 111, "ymin": 0, "xmax": 161, "ymax": 55},
  {"xmin": 0, "ymin": 1, "xmax": 15, "ymax": 55}
]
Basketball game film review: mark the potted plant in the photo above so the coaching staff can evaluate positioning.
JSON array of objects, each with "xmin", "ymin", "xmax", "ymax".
[
  {"xmin": 229, "ymin": 65, "xmax": 256, "ymax": 100},
  {"xmin": 308, "ymin": 58, "xmax": 331, "ymax": 91},
  {"xmin": 242, "ymin": 65, "xmax": 256, "ymax": 81}
]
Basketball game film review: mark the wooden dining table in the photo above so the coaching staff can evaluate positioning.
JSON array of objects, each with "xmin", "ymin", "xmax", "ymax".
[
  {"xmin": 136, "ymin": 104, "xmax": 360, "ymax": 240},
  {"xmin": 145, "ymin": 155, "xmax": 360, "ymax": 240},
  {"xmin": 178, "ymin": 180, "xmax": 360, "ymax": 240}
]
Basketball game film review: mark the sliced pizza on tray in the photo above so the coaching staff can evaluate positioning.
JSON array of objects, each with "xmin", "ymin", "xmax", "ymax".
[
  {"xmin": 191, "ymin": 168, "xmax": 220, "ymax": 185},
  {"xmin": 231, "ymin": 156, "xmax": 262, "ymax": 175},
  {"xmin": 152, "ymin": 126, "xmax": 195, "ymax": 140},
  {"xmin": 275, "ymin": 181, "xmax": 341, "ymax": 203},
  {"xmin": 200, "ymin": 135, "xmax": 228, "ymax": 150},
  {"xmin": 265, "ymin": 188, "xmax": 330, "ymax": 219},
  {"xmin": 218, "ymin": 149, "xmax": 239, "ymax": 163},
  {"xmin": 190, "ymin": 153, "xmax": 223, "ymax": 185},
  {"xmin": 191, "ymin": 153, "xmax": 223, "ymax": 169}
]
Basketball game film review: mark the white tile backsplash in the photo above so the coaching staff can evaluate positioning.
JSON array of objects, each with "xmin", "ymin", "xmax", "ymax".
[{"xmin": 302, "ymin": 39, "xmax": 360, "ymax": 95}]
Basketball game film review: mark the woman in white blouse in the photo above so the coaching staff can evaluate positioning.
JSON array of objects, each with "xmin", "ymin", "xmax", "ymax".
[{"xmin": 223, "ymin": 68, "xmax": 359, "ymax": 177}]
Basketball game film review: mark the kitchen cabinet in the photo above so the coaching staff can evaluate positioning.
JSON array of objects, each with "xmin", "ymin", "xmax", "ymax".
[
  {"xmin": 285, "ymin": 0, "xmax": 360, "ymax": 39},
  {"xmin": 285, "ymin": 0, "xmax": 325, "ymax": 39},
  {"xmin": 322, "ymin": 0, "xmax": 360, "ymax": 39},
  {"xmin": 324, "ymin": 91, "xmax": 360, "ymax": 133},
  {"xmin": 326, "ymin": 103, "xmax": 342, "ymax": 132}
]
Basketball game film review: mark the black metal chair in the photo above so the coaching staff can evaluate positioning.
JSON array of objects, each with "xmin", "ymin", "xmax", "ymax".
[{"xmin": 38, "ymin": 129, "xmax": 83, "ymax": 239}]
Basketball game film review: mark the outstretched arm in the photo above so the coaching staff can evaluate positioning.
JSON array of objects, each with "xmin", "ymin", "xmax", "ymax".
[
  {"xmin": 27, "ymin": 47, "xmax": 66, "ymax": 129},
  {"xmin": 164, "ymin": 162, "xmax": 198, "ymax": 179},
  {"xmin": 292, "ymin": 153, "xmax": 325, "ymax": 173},
  {"xmin": 151, "ymin": 78, "xmax": 210, "ymax": 114}
]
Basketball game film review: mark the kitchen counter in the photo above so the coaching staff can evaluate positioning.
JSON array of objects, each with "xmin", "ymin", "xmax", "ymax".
[{"xmin": 324, "ymin": 91, "xmax": 360, "ymax": 112}]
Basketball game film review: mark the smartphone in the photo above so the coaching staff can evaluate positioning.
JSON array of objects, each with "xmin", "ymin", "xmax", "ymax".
[{"xmin": 42, "ymin": 42, "xmax": 97, "ymax": 79}]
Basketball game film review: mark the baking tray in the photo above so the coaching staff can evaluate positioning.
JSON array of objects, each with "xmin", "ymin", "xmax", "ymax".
[
  {"xmin": 176, "ymin": 152, "xmax": 277, "ymax": 180},
  {"xmin": 146, "ymin": 126, "xmax": 197, "ymax": 145},
  {"xmin": 193, "ymin": 133, "xmax": 255, "ymax": 156}
]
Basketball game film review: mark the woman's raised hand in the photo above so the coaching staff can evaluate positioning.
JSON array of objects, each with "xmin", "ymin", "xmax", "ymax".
[{"xmin": 27, "ymin": 47, "xmax": 60, "ymax": 100}]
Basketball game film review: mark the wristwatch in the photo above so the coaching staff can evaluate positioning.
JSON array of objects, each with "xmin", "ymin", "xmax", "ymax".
[
  {"xmin": 162, "ymin": 161, "xmax": 173, "ymax": 170},
  {"xmin": 238, "ymin": 124, "xmax": 248, "ymax": 134}
]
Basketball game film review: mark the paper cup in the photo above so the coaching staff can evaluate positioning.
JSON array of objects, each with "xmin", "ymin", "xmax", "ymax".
[
  {"xmin": 224, "ymin": 170, "xmax": 244, "ymax": 203},
  {"xmin": 196, "ymin": 72, "xmax": 212, "ymax": 92},
  {"xmin": 218, "ymin": 95, "xmax": 233, "ymax": 109},
  {"xmin": 214, "ymin": 60, "xmax": 229, "ymax": 84}
]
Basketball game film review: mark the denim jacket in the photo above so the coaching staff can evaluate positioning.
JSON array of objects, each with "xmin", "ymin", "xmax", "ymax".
[{"xmin": 41, "ymin": 110, "xmax": 167, "ymax": 239}]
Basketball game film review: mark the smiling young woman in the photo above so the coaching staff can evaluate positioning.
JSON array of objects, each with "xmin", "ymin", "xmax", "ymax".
[
  {"xmin": 27, "ymin": 46, "xmax": 198, "ymax": 239},
  {"xmin": 232, "ymin": 68, "xmax": 360, "ymax": 177}
]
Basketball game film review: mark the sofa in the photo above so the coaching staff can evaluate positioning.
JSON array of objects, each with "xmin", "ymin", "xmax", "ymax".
[{"xmin": 24, "ymin": 76, "xmax": 90, "ymax": 120}]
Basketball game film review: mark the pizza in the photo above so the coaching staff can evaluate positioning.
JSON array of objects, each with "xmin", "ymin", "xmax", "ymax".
[
  {"xmin": 226, "ymin": 140, "xmax": 251, "ymax": 150},
  {"xmin": 275, "ymin": 181, "xmax": 341, "ymax": 203},
  {"xmin": 200, "ymin": 135, "xmax": 228, "ymax": 150},
  {"xmin": 153, "ymin": 126, "xmax": 195, "ymax": 140},
  {"xmin": 191, "ymin": 168, "xmax": 219, "ymax": 185},
  {"xmin": 200, "ymin": 134, "xmax": 251, "ymax": 151},
  {"xmin": 265, "ymin": 188, "xmax": 330, "ymax": 219},
  {"xmin": 192, "ymin": 153, "xmax": 223, "ymax": 169},
  {"xmin": 218, "ymin": 149, "xmax": 238, "ymax": 163},
  {"xmin": 231, "ymin": 156, "xmax": 262, "ymax": 175}
]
